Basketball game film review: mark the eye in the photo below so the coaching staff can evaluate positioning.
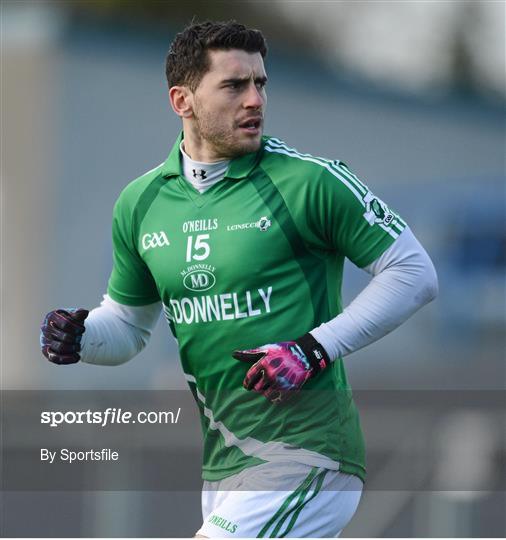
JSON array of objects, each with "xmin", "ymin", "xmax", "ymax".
[
  {"xmin": 256, "ymin": 80, "xmax": 267, "ymax": 89},
  {"xmin": 226, "ymin": 81, "xmax": 245, "ymax": 91}
]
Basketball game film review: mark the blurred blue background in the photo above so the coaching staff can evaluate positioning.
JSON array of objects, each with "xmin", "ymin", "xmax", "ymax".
[{"xmin": 2, "ymin": 1, "xmax": 504, "ymax": 537}]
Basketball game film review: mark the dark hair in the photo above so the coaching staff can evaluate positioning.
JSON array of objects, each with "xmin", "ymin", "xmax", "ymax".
[{"xmin": 165, "ymin": 20, "xmax": 268, "ymax": 90}]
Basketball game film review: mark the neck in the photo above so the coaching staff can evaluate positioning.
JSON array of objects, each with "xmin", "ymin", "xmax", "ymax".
[
  {"xmin": 180, "ymin": 141, "xmax": 228, "ymax": 166},
  {"xmin": 183, "ymin": 123, "xmax": 228, "ymax": 162}
]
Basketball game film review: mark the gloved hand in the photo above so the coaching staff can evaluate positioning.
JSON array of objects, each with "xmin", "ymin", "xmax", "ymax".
[
  {"xmin": 40, "ymin": 309, "xmax": 89, "ymax": 365},
  {"xmin": 232, "ymin": 333, "xmax": 330, "ymax": 404}
]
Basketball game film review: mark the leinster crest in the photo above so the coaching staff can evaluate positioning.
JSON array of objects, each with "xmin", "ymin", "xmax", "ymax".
[{"xmin": 257, "ymin": 216, "xmax": 272, "ymax": 231}]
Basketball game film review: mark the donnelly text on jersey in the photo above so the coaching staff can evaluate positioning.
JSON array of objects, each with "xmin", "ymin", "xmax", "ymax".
[{"xmin": 166, "ymin": 286, "xmax": 273, "ymax": 325}]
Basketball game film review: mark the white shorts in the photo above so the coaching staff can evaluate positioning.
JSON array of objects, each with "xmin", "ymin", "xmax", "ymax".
[{"xmin": 196, "ymin": 461, "xmax": 363, "ymax": 538}]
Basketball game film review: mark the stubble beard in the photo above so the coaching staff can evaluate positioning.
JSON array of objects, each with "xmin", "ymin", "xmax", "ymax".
[{"xmin": 193, "ymin": 104, "xmax": 261, "ymax": 159}]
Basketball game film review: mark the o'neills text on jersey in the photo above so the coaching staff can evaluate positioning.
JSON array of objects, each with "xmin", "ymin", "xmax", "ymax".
[
  {"xmin": 182, "ymin": 218, "xmax": 218, "ymax": 233},
  {"xmin": 166, "ymin": 287, "xmax": 272, "ymax": 324}
]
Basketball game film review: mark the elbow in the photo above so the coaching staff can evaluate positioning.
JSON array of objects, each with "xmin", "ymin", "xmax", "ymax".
[
  {"xmin": 424, "ymin": 276, "xmax": 439, "ymax": 304},
  {"xmin": 415, "ymin": 259, "xmax": 439, "ymax": 306},
  {"xmin": 132, "ymin": 326, "xmax": 152, "ymax": 353},
  {"xmin": 426, "ymin": 259, "xmax": 439, "ymax": 302}
]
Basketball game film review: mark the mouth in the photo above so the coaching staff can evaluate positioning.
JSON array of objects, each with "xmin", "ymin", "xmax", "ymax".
[{"xmin": 237, "ymin": 117, "xmax": 262, "ymax": 135}]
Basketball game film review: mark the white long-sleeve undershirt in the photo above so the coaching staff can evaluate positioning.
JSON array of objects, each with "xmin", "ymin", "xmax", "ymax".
[
  {"xmin": 80, "ymin": 295, "xmax": 161, "ymax": 365},
  {"xmin": 310, "ymin": 227, "xmax": 438, "ymax": 360},
  {"xmin": 80, "ymin": 227, "xmax": 437, "ymax": 366}
]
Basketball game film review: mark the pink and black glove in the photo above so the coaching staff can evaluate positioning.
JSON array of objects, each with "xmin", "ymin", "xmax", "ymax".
[
  {"xmin": 40, "ymin": 309, "xmax": 89, "ymax": 365},
  {"xmin": 232, "ymin": 333, "xmax": 330, "ymax": 404}
]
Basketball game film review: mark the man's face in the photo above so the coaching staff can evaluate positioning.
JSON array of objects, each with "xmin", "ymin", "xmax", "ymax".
[{"xmin": 189, "ymin": 49, "xmax": 267, "ymax": 160}]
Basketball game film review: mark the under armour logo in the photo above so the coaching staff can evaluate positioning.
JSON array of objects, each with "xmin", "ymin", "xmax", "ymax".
[
  {"xmin": 192, "ymin": 169, "xmax": 207, "ymax": 180},
  {"xmin": 142, "ymin": 231, "xmax": 170, "ymax": 251}
]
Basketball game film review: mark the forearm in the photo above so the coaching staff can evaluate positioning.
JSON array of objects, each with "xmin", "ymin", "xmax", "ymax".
[
  {"xmin": 311, "ymin": 228, "xmax": 438, "ymax": 360},
  {"xmin": 80, "ymin": 295, "xmax": 161, "ymax": 365}
]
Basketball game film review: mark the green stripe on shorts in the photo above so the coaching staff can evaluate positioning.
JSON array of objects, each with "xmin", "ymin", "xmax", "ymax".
[
  {"xmin": 257, "ymin": 467, "xmax": 319, "ymax": 538},
  {"xmin": 270, "ymin": 474, "xmax": 316, "ymax": 538},
  {"xmin": 280, "ymin": 470, "xmax": 328, "ymax": 537}
]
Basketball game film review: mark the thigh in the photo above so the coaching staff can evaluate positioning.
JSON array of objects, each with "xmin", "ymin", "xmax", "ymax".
[{"xmin": 197, "ymin": 465, "xmax": 363, "ymax": 538}]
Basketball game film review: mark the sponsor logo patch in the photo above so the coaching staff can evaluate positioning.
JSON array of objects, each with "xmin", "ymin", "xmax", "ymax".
[
  {"xmin": 257, "ymin": 216, "xmax": 272, "ymax": 231},
  {"xmin": 363, "ymin": 192, "xmax": 394, "ymax": 226},
  {"xmin": 183, "ymin": 269, "xmax": 216, "ymax": 292},
  {"xmin": 181, "ymin": 264, "xmax": 217, "ymax": 292}
]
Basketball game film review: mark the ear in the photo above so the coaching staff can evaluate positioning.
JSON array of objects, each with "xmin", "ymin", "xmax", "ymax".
[{"xmin": 169, "ymin": 86, "xmax": 193, "ymax": 118}]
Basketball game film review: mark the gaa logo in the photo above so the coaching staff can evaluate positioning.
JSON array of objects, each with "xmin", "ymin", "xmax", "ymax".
[
  {"xmin": 183, "ymin": 269, "xmax": 216, "ymax": 292},
  {"xmin": 257, "ymin": 216, "xmax": 271, "ymax": 231},
  {"xmin": 142, "ymin": 231, "xmax": 170, "ymax": 251}
]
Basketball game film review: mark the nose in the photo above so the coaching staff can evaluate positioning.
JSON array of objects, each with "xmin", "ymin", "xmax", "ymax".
[{"xmin": 243, "ymin": 82, "xmax": 264, "ymax": 109}]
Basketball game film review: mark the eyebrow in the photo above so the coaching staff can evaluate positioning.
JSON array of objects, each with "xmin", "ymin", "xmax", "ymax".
[{"xmin": 220, "ymin": 75, "xmax": 268, "ymax": 86}]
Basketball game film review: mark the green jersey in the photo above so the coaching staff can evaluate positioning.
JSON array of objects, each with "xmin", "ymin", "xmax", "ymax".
[{"xmin": 108, "ymin": 133, "xmax": 406, "ymax": 483}]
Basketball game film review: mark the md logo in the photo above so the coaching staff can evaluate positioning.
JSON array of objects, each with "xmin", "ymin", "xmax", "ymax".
[{"xmin": 183, "ymin": 269, "xmax": 216, "ymax": 292}]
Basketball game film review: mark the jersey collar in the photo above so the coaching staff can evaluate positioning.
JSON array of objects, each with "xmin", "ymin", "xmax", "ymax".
[{"xmin": 161, "ymin": 131, "xmax": 264, "ymax": 180}]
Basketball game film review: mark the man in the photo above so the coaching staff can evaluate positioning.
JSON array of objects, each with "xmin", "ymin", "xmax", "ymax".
[{"xmin": 41, "ymin": 21, "xmax": 438, "ymax": 538}]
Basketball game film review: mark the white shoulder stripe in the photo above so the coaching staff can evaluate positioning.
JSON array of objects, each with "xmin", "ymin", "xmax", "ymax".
[
  {"xmin": 265, "ymin": 140, "xmax": 402, "ymax": 240},
  {"xmin": 184, "ymin": 372, "xmax": 197, "ymax": 384},
  {"xmin": 378, "ymin": 222, "xmax": 399, "ymax": 239},
  {"xmin": 265, "ymin": 139, "xmax": 368, "ymax": 196},
  {"xmin": 264, "ymin": 145, "xmax": 366, "ymax": 206}
]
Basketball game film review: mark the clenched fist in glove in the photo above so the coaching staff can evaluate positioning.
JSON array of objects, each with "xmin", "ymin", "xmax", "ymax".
[
  {"xmin": 232, "ymin": 333, "xmax": 330, "ymax": 404},
  {"xmin": 40, "ymin": 309, "xmax": 89, "ymax": 364}
]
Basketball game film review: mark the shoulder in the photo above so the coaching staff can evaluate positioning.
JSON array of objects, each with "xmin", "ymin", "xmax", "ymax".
[
  {"xmin": 261, "ymin": 136, "xmax": 348, "ymax": 182},
  {"xmin": 113, "ymin": 162, "xmax": 166, "ymax": 215},
  {"xmin": 261, "ymin": 137, "xmax": 339, "ymax": 176},
  {"xmin": 260, "ymin": 136, "xmax": 364, "ymax": 199}
]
